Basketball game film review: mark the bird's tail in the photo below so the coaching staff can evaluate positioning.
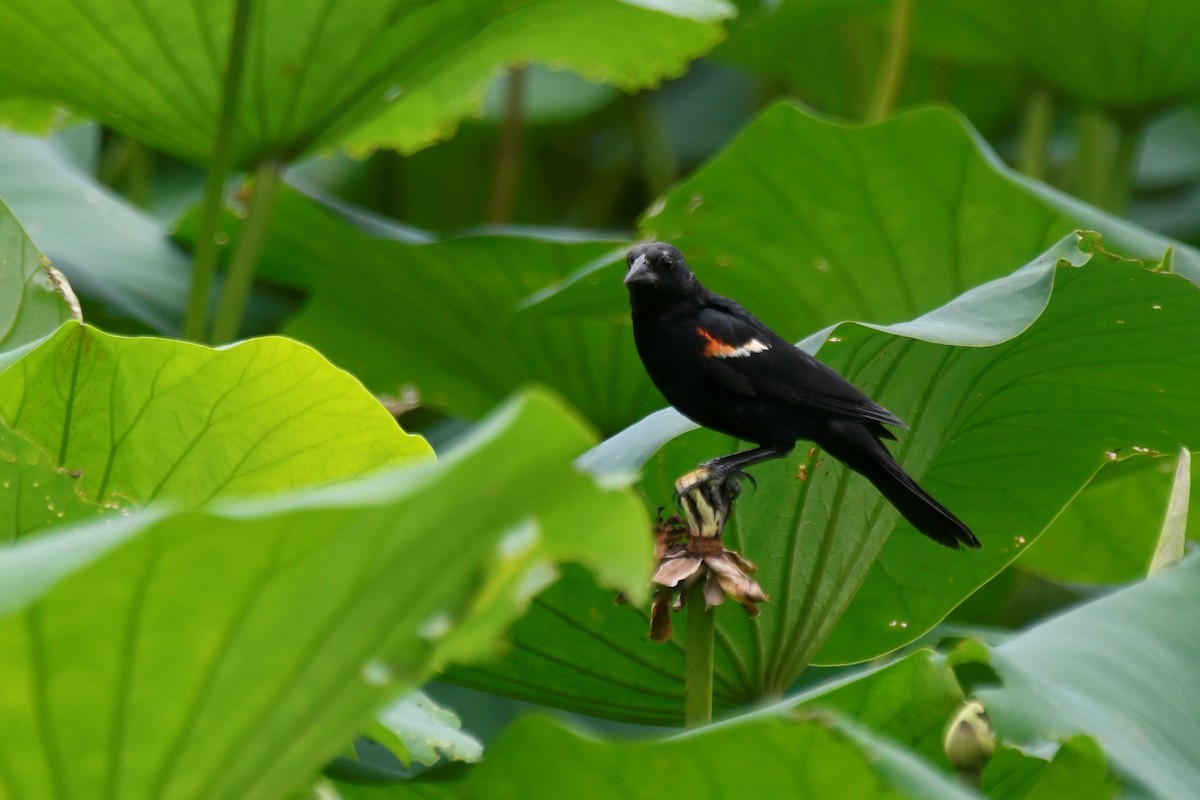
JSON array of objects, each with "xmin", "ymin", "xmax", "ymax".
[{"xmin": 819, "ymin": 422, "xmax": 980, "ymax": 550}]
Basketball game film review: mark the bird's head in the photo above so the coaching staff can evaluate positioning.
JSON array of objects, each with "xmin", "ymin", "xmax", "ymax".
[{"xmin": 624, "ymin": 242, "xmax": 699, "ymax": 297}]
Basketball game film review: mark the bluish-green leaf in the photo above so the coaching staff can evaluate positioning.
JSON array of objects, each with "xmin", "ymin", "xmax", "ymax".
[
  {"xmin": 974, "ymin": 553, "xmax": 1200, "ymax": 799},
  {"xmin": 0, "ymin": 131, "xmax": 191, "ymax": 333}
]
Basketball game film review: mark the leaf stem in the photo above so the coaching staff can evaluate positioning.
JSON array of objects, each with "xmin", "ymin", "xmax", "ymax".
[
  {"xmin": 1107, "ymin": 116, "xmax": 1143, "ymax": 215},
  {"xmin": 867, "ymin": 0, "xmax": 914, "ymax": 121},
  {"xmin": 1017, "ymin": 87, "xmax": 1054, "ymax": 181},
  {"xmin": 1069, "ymin": 108, "xmax": 1115, "ymax": 210},
  {"xmin": 183, "ymin": 0, "xmax": 255, "ymax": 342},
  {"xmin": 487, "ymin": 67, "xmax": 526, "ymax": 224},
  {"xmin": 635, "ymin": 93, "xmax": 678, "ymax": 199},
  {"xmin": 1069, "ymin": 108, "xmax": 1144, "ymax": 213},
  {"xmin": 98, "ymin": 135, "xmax": 154, "ymax": 208},
  {"xmin": 683, "ymin": 581, "xmax": 714, "ymax": 727},
  {"xmin": 209, "ymin": 158, "xmax": 284, "ymax": 343}
]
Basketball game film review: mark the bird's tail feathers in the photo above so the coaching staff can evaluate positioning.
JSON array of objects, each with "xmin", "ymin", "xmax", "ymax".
[{"xmin": 820, "ymin": 423, "xmax": 980, "ymax": 550}]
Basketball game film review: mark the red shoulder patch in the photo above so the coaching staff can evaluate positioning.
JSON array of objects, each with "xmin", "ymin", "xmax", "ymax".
[
  {"xmin": 696, "ymin": 326, "xmax": 737, "ymax": 357},
  {"xmin": 695, "ymin": 327, "xmax": 770, "ymax": 359}
]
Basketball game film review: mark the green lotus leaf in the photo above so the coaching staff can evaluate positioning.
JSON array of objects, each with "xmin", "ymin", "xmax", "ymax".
[
  {"xmin": 0, "ymin": 322, "xmax": 431, "ymax": 509},
  {"xmin": 0, "ymin": 0, "xmax": 731, "ymax": 165},
  {"xmin": 0, "ymin": 390, "xmax": 649, "ymax": 800}
]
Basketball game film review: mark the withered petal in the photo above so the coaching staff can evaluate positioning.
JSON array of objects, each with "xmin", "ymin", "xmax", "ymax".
[
  {"xmin": 728, "ymin": 550, "xmax": 759, "ymax": 574},
  {"xmin": 662, "ymin": 543, "xmax": 690, "ymax": 560},
  {"xmin": 653, "ymin": 555, "xmax": 703, "ymax": 587},
  {"xmin": 706, "ymin": 554, "xmax": 769, "ymax": 604},
  {"xmin": 703, "ymin": 571, "xmax": 726, "ymax": 609},
  {"xmin": 650, "ymin": 592, "xmax": 674, "ymax": 642}
]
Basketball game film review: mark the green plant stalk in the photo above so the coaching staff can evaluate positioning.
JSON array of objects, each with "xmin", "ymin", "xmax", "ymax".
[
  {"xmin": 635, "ymin": 94, "xmax": 678, "ymax": 200},
  {"xmin": 96, "ymin": 133, "xmax": 131, "ymax": 188},
  {"xmin": 1070, "ymin": 109, "xmax": 1143, "ymax": 213},
  {"xmin": 125, "ymin": 140, "xmax": 154, "ymax": 210},
  {"xmin": 867, "ymin": 0, "xmax": 914, "ymax": 121},
  {"xmin": 97, "ymin": 135, "xmax": 153, "ymax": 208},
  {"xmin": 841, "ymin": 17, "xmax": 870, "ymax": 116},
  {"xmin": 377, "ymin": 150, "xmax": 406, "ymax": 221},
  {"xmin": 487, "ymin": 67, "xmax": 526, "ymax": 224},
  {"xmin": 683, "ymin": 580, "xmax": 714, "ymax": 727},
  {"xmin": 182, "ymin": 0, "xmax": 255, "ymax": 342},
  {"xmin": 208, "ymin": 158, "xmax": 284, "ymax": 343},
  {"xmin": 1017, "ymin": 88, "xmax": 1054, "ymax": 181},
  {"xmin": 1069, "ymin": 108, "xmax": 1115, "ymax": 210},
  {"xmin": 1107, "ymin": 117, "xmax": 1144, "ymax": 215}
]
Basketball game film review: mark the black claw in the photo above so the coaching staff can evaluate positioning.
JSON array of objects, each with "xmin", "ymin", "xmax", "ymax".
[
  {"xmin": 701, "ymin": 479, "xmax": 726, "ymax": 513},
  {"xmin": 704, "ymin": 466, "xmax": 755, "ymax": 497},
  {"xmin": 717, "ymin": 474, "xmax": 741, "ymax": 505}
]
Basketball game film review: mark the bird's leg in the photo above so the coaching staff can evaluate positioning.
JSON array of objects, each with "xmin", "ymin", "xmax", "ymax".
[
  {"xmin": 673, "ymin": 444, "xmax": 792, "ymax": 538},
  {"xmin": 701, "ymin": 443, "xmax": 793, "ymax": 487},
  {"xmin": 673, "ymin": 471, "xmax": 743, "ymax": 538}
]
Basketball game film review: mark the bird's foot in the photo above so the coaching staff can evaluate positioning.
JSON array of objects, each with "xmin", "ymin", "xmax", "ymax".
[
  {"xmin": 673, "ymin": 467, "xmax": 743, "ymax": 539},
  {"xmin": 674, "ymin": 462, "xmax": 755, "ymax": 506},
  {"xmin": 697, "ymin": 460, "xmax": 758, "ymax": 493}
]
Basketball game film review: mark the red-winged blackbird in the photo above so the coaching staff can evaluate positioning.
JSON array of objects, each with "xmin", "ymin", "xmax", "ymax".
[{"xmin": 625, "ymin": 242, "xmax": 979, "ymax": 550}]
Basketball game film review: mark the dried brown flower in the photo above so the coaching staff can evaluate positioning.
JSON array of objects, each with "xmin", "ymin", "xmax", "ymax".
[{"xmin": 648, "ymin": 536, "xmax": 769, "ymax": 641}]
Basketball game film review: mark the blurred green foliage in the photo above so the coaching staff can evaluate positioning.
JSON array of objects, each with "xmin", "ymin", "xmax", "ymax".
[{"xmin": 2, "ymin": 1, "xmax": 1200, "ymax": 798}]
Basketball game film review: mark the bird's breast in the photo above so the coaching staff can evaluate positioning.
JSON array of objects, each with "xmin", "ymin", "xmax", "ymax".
[{"xmin": 632, "ymin": 312, "xmax": 724, "ymax": 403}]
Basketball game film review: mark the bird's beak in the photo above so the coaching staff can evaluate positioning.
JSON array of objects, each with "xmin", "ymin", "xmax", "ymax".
[{"xmin": 624, "ymin": 254, "xmax": 654, "ymax": 287}]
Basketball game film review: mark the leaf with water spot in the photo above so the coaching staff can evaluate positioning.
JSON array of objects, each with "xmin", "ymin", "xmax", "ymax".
[
  {"xmin": 0, "ymin": 0, "xmax": 730, "ymax": 165},
  {"xmin": 0, "ymin": 322, "xmax": 431, "ymax": 508},
  {"xmin": 0, "ymin": 421, "xmax": 107, "ymax": 544},
  {"xmin": 1021, "ymin": 448, "xmax": 1198, "ymax": 584}
]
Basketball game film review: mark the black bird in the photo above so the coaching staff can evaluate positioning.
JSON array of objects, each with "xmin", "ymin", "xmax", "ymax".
[{"xmin": 625, "ymin": 242, "xmax": 979, "ymax": 550}]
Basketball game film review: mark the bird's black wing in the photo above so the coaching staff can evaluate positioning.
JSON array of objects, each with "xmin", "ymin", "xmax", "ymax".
[{"xmin": 693, "ymin": 297, "xmax": 906, "ymax": 430}]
